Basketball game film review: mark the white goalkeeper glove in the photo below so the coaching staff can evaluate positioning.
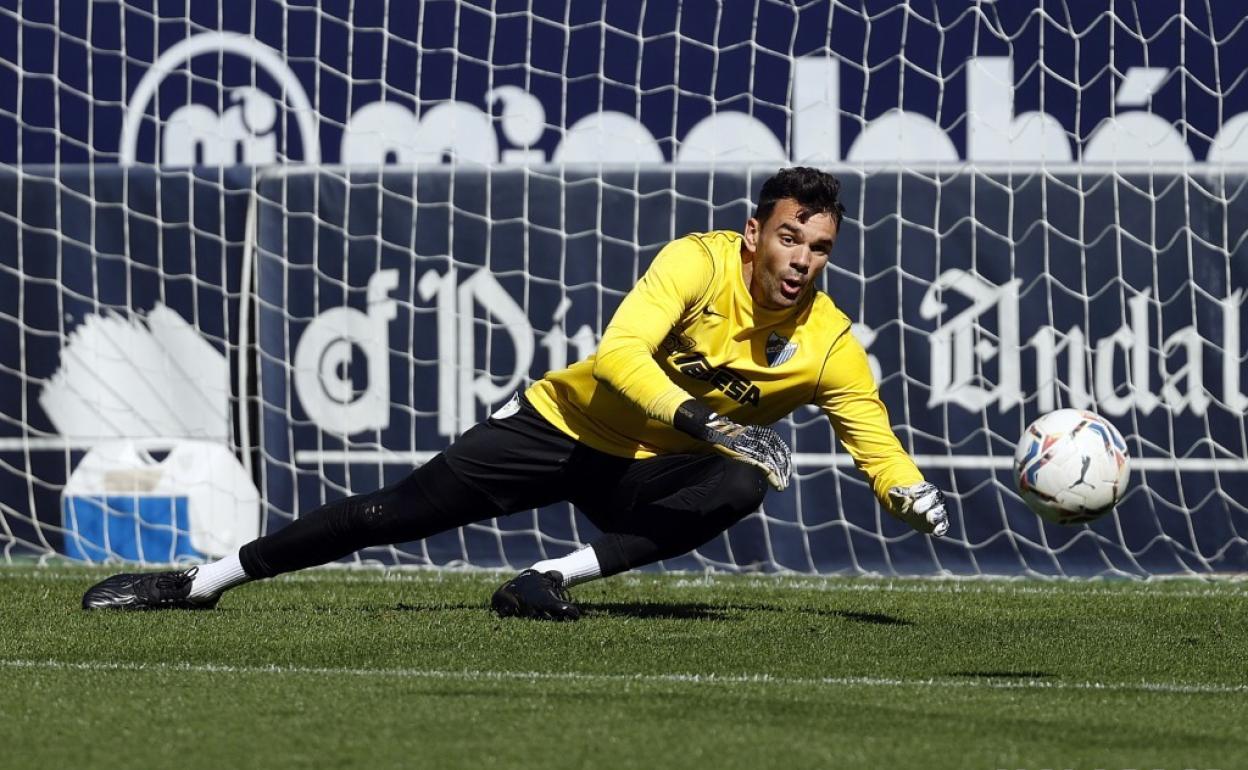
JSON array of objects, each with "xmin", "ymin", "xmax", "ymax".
[
  {"xmin": 888, "ymin": 482, "xmax": 950, "ymax": 537},
  {"xmin": 673, "ymin": 400, "xmax": 792, "ymax": 491}
]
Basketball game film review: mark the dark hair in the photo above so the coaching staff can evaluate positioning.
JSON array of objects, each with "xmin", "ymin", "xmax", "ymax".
[{"xmin": 754, "ymin": 167, "xmax": 846, "ymax": 228}]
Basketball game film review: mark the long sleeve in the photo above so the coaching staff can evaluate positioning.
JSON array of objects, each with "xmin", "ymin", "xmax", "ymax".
[
  {"xmin": 814, "ymin": 328, "xmax": 924, "ymax": 508},
  {"xmin": 591, "ymin": 237, "xmax": 716, "ymax": 424}
]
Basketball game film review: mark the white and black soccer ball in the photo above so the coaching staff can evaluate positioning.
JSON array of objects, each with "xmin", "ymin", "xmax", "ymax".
[{"xmin": 1013, "ymin": 409, "xmax": 1130, "ymax": 525}]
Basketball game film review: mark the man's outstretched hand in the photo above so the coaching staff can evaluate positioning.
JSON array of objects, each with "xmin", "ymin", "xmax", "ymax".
[
  {"xmin": 888, "ymin": 482, "xmax": 950, "ymax": 537},
  {"xmin": 674, "ymin": 400, "xmax": 792, "ymax": 491},
  {"xmin": 703, "ymin": 415, "xmax": 793, "ymax": 491}
]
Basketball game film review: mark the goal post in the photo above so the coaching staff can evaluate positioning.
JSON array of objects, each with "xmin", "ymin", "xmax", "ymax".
[
  {"xmin": 240, "ymin": 166, "xmax": 1248, "ymax": 576},
  {"xmin": 2, "ymin": 1, "xmax": 1248, "ymax": 576}
]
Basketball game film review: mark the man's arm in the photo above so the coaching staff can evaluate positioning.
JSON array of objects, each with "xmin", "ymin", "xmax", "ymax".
[
  {"xmin": 591, "ymin": 237, "xmax": 714, "ymax": 423},
  {"xmin": 815, "ymin": 329, "xmax": 948, "ymax": 535},
  {"xmin": 591, "ymin": 236, "xmax": 791, "ymax": 490}
]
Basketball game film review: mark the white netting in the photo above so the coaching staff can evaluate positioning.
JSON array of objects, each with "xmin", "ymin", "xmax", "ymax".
[{"xmin": 1, "ymin": 1, "xmax": 1246, "ymax": 575}]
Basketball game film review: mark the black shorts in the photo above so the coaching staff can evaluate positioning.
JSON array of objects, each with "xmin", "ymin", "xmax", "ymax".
[
  {"xmin": 241, "ymin": 394, "xmax": 769, "ymax": 579},
  {"xmin": 440, "ymin": 394, "xmax": 767, "ymax": 538}
]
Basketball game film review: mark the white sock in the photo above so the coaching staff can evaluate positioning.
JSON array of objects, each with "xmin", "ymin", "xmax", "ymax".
[
  {"xmin": 188, "ymin": 549, "xmax": 252, "ymax": 600},
  {"xmin": 531, "ymin": 546, "xmax": 601, "ymax": 588}
]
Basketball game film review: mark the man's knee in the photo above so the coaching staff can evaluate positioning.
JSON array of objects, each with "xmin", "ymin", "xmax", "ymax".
[
  {"xmin": 587, "ymin": 460, "xmax": 767, "ymax": 576},
  {"xmin": 321, "ymin": 454, "xmax": 506, "ymax": 545},
  {"xmin": 369, "ymin": 454, "xmax": 506, "ymax": 541},
  {"xmin": 716, "ymin": 460, "xmax": 768, "ymax": 517}
]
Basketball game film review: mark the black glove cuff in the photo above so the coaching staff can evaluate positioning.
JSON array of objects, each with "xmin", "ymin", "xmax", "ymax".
[{"xmin": 673, "ymin": 398, "xmax": 716, "ymax": 439}]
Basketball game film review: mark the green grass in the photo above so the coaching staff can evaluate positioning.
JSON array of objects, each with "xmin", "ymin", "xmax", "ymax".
[{"xmin": 1, "ymin": 568, "xmax": 1245, "ymax": 770}]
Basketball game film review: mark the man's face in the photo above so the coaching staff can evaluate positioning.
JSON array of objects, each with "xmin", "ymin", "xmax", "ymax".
[{"xmin": 743, "ymin": 197, "xmax": 838, "ymax": 310}]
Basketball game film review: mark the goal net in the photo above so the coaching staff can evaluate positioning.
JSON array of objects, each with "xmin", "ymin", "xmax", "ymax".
[{"xmin": 2, "ymin": 1, "xmax": 1246, "ymax": 576}]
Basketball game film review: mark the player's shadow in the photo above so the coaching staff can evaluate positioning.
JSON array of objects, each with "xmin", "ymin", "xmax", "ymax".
[
  {"xmin": 948, "ymin": 670, "xmax": 1055, "ymax": 679},
  {"xmin": 385, "ymin": 601, "xmax": 484, "ymax": 612},
  {"xmin": 585, "ymin": 601, "xmax": 732, "ymax": 620},
  {"xmin": 827, "ymin": 609, "xmax": 913, "ymax": 626},
  {"xmin": 381, "ymin": 600, "xmax": 733, "ymax": 620},
  {"xmin": 346, "ymin": 602, "xmax": 912, "ymax": 625},
  {"xmin": 584, "ymin": 603, "xmax": 912, "ymax": 625}
]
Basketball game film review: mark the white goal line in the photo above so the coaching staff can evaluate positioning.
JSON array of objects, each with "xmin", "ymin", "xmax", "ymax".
[
  {"xmin": 0, "ymin": 438, "xmax": 1242, "ymax": 472},
  {"xmin": 290, "ymin": 451, "xmax": 1246, "ymax": 473},
  {"xmin": 2, "ymin": 658, "xmax": 1244, "ymax": 696}
]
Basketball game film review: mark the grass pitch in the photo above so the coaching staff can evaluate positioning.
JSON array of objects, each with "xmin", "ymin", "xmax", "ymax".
[{"xmin": 1, "ymin": 568, "xmax": 1245, "ymax": 770}]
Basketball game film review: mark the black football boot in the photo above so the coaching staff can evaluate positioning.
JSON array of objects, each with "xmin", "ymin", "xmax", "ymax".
[
  {"xmin": 82, "ymin": 567, "xmax": 218, "ymax": 610},
  {"xmin": 491, "ymin": 569, "xmax": 581, "ymax": 621}
]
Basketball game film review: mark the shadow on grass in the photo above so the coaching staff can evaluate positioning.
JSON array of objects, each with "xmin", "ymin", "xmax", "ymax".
[
  {"xmin": 392, "ymin": 602, "xmax": 482, "ymax": 612},
  {"xmin": 304, "ymin": 600, "xmax": 736, "ymax": 620},
  {"xmin": 280, "ymin": 601, "xmax": 914, "ymax": 626},
  {"xmin": 828, "ymin": 610, "xmax": 913, "ymax": 626},
  {"xmin": 585, "ymin": 602, "xmax": 732, "ymax": 620},
  {"xmin": 271, "ymin": 602, "xmax": 486, "ymax": 613},
  {"xmin": 949, "ymin": 670, "xmax": 1056, "ymax": 679},
  {"xmin": 583, "ymin": 603, "xmax": 914, "ymax": 625}
]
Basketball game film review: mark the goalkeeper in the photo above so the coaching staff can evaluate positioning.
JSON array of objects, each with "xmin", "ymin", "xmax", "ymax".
[{"xmin": 83, "ymin": 167, "xmax": 950, "ymax": 621}]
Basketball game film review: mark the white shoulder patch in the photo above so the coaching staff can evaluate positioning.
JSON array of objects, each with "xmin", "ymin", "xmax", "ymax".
[{"xmin": 491, "ymin": 393, "xmax": 522, "ymax": 420}]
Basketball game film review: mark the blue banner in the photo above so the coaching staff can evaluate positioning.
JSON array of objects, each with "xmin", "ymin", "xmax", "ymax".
[
  {"xmin": 6, "ymin": 2, "xmax": 1248, "ymax": 168},
  {"xmin": 251, "ymin": 169, "xmax": 1248, "ymax": 575},
  {"xmin": 2, "ymin": 166, "xmax": 1246, "ymax": 574},
  {"xmin": 3, "ymin": 0, "xmax": 1248, "ymax": 575}
]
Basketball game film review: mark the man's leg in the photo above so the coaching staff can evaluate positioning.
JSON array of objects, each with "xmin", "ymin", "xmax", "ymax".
[
  {"xmin": 235, "ymin": 454, "xmax": 499, "ymax": 580},
  {"xmin": 497, "ymin": 453, "xmax": 767, "ymax": 617},
  {"xmin": 80, "ymin": 454, "xmax": 510, "ymax": 610},
  {"xmin": 576, "ymin": 454, "xmax": 769, "ymax": 577},
  {"xmin": 83, "ymin": 395, "xmax": 577, "ymax": 610}
]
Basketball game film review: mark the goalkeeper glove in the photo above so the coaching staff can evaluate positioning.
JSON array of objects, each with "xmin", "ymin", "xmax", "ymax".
[
  {"xmin": 673, "ymin": 399, "xmax": 792, "ymax": 491},
  {"xmin": 888, "ymin": 482, "xmax": 950, "ymax": 537}
]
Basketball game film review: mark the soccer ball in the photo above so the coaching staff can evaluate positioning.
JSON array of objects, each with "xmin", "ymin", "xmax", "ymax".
[{"xmin": 1013, "ymin": 409, "xmax": 1130, "ymax": 525}]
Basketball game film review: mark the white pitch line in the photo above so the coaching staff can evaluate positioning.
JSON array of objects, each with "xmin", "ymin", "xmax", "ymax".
[
  {"xmin": 0, "ymin": 437, "xmax": 211, "ymax": 451},
  {"xmin": 668, "ymin": 577, "xmax": 1248, "ymax": 599},
  {"xmin": 1, "ymin": 658, "xmax": 1243, "ymax": 696},
  {"xmin": 294, "ymin": 449, "xmax": 439, "ymax": 464},
  {"xmin": 291, "ymin": 450, "xmax": 1248, "ymax": 472},
  {"xmin": 2, "ymin": 439, "xmax": 1244, "ymax": 472},
  {"xmin": 6, "ymin": 570, "xmax": 1247, "ymax": 597}
]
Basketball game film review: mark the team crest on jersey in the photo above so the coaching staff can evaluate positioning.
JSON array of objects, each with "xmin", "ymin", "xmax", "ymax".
[{"xmin": 766, "ymin": 333, "xmax": 798, "ymax": 367}]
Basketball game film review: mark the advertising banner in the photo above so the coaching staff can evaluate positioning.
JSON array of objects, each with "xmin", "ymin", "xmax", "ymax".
[
  {"xmin": 6, "ymin": 2, "xmax": 1248, "ymax": 170},
  {"xmin": 4, "ymin": 0, "xmax": 1248, "ymax": 574},
  {"xmin": 252, "ymin": 169, "xmax": 1248, "ymax": 574}
]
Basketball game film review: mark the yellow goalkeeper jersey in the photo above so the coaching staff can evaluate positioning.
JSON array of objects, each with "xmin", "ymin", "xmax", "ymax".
[{"xmin": 525, "ymin": 230, "xmax": 924, "ymax": 504}]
